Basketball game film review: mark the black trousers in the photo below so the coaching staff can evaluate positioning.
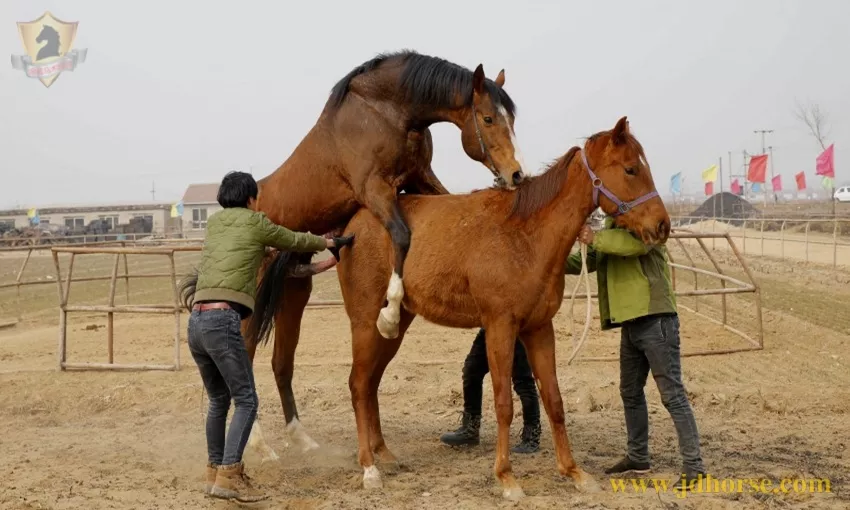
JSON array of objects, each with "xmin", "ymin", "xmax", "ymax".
[{"xmin": 462, "ymin": 328, "xmax": 540, "ymax": 425}]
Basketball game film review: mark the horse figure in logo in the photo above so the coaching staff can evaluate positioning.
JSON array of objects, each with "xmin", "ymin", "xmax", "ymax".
[
  {"xmin": 241, "ymin": 51, "xmax": 524, "ymax": 455},
  {"xmin": 301, "ymin": 117, "xmax": 669, "ymax": 496},
  {"xmin": 36, "ymin": 25, "xmax": 61, "ymax": 61}
]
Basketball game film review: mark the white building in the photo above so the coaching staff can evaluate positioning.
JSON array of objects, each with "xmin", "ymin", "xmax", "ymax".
[
  {"xmin": 181, "ymin": 183, "xmax": 222, "ymax": 237},
  {"xmin": 0, "ymin": 203, "xmax": 175, "ymax": 233}
]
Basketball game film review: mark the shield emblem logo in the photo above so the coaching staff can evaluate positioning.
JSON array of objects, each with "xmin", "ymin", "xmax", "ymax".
[{"xmin": 12, "ymin": 11, "xmax": 87, "ymax": 88}]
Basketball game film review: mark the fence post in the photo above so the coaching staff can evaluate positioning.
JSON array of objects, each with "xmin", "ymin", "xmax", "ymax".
[
  {"xmin": 805, "ymin": 221, "xmax": 810, "ymax": 263},
  {"xmin": 760, "ymin": 220, "xmax": 765, "ymax": 256},
  {"xmin": 107, "ymin": 254, "xmax": 120, "ymax": 364},
  {"xmin": 169, "ymin": 253, "xmax": 181, "ymax": 371},
  {"xmin": 832, "ymin": 218, "xmax": 839, "ymax": 268},
  {"xmin": 14, "ymin": 248, "xmax": 33, "ymax": 322},
  {"xmin": 780, "ymin": 220, "xmax": 786, "ymax": 260}
]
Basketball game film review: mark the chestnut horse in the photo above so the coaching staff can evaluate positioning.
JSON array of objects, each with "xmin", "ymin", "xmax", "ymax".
[
  {"xmin": 244, "ymin": 51, "xmax": 524, "ymax": 454},
  {"xmin": 328, "ymin": 117, "xmax": 670, "ymax": 498}
]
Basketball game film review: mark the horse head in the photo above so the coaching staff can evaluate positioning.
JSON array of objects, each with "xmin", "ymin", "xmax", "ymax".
[
  {"xmin": 459, "ymin": 65, "xmax": 525, "ymax": 190},
  {"xmin": 582, "ymin": 117, "xmax": 670, "ymax": 245},
  {"xmin": 36, "ymin": 25, "xmax": 59, "ymax": 45}
]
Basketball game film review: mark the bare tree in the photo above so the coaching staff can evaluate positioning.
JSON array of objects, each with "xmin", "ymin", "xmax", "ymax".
[
  {"xmin": 794, "ymin": 100, "xmax": 830, "ymax": 151},
  {"xmin": 794, "ymin": 100, "xmax": 834, "ymax": 213}
]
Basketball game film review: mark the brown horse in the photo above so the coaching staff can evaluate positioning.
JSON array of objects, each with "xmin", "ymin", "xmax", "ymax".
[
  {"xmin": 243, "ymin": 51, "xmax": 524, "ymax": 454},
  {"xmin": 328, "ymin": 117, "xmax": 670, "ymax": 498}
]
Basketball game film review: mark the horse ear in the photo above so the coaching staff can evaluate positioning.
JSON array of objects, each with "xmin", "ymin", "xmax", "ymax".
[
  {"xmin": 472, "ymin": 64, "xmax": 485, "ymax": 93},
  {"xmin": 495, "ymin": 69, "xmax": 506, "ymax": 88},
  {"xmin": 612, "ymin": 116, "xmax": 629, "ymax": 145}
]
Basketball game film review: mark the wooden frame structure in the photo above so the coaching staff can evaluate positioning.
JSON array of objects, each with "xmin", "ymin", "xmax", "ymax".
[{"xmin": 51, "ymin": 245, "xmax": 200, "ymax": 371}]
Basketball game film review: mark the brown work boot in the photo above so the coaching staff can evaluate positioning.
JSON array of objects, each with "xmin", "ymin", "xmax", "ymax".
[
  {"xmin": 204, "ymin": 463, "xmax": 217, "ymax": 495},
  {"xmin": 211, "ymin": 462, "xmax": 267, "ymax": 502}
]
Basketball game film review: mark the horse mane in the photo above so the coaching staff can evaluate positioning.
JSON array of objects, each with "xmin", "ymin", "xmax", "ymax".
[
  {"xmin": 509, "ymin": 147, "xmax": 580, "ymax": 219},
  {"xmin": 327, "ymin": 50, "xmax": 516, "ymax": 116}
]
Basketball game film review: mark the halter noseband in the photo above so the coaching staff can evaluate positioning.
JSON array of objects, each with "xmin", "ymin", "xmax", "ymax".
[
  {"xmin": 579, "ymin": 150, "xmax": 659, "ymax": 216},
  {"xmin": 471, "ymin": 102, "xmax": 502, "ymax": 185}
]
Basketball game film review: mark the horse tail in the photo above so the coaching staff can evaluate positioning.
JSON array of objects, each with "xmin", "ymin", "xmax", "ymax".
[
  {"xmin": 177, "ymin": 269, "xmax": 199, "ymax": 312},
  {"xmin": 246, "ymin": 250, "xmax": 295, "ymax": 349}
]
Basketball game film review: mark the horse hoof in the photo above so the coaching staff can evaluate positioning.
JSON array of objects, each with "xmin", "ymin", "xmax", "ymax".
[
  {"xmin": 260, "ymin": 450, "xmax": 280, "ymax": 464},
  {"xmin": 574, "ymin": 471, "xmax": 601, "ymax": 493},
  {"xmin": 363, "ymin": 465, "xmax": 383, "ymax": 489},
  {"xmin": 286, "ymin": 418, "xmax": 321, "ymax": 453},
  {"xmin": 502, "ymin": 486, "xmax": 525, "ymax": 501},
  {"xmin": 376, "ymin": 311, "xmax": 399, "ymax": 339}
]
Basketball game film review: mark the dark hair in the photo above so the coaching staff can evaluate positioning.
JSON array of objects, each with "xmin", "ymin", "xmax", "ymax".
[{"xmin": 217, "ymin": 171, "xmax": 258, "ymax": 208}]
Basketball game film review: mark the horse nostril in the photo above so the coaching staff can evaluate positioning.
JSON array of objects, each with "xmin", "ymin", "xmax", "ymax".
[
  {"xmin": 511, "ymin": 170, "xmax": 524, "ymax": 186},
  {"xmin": 658, "ymin": 220, "xmax": 670, "ymax": 237}
]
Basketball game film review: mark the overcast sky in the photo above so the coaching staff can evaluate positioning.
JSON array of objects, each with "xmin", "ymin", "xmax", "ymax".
[{"xmin": 1, "ymin": 0, "xmax": 848, "ymax": 209}]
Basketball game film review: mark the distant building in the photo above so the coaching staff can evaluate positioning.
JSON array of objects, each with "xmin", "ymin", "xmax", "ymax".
[
  {"xmin": 181, "ymin": 183, "xmax": 222, "ymax": 237},
  {"xmin": 0, "ymin": 203, "xmax": 174, "ymax": 233}
]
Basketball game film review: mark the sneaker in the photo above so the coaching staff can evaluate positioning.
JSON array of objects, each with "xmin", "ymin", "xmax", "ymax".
[
  {"xmin": 511, "ymin": 421, "xmax": 541, "ymax": 454},
  {"xmin": 439, "ymin": 412, "xmax": 481, "ymax": 447},
  {"xmin": 604, "ymin": 455, "xmax": 651, "ymax": 475},
  {"xmin": 211, "ymin": 461, "xmax": 268, "ymax": 502}
]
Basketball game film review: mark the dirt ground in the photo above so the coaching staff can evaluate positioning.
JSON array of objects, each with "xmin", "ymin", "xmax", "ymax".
[{"xmin": 1, "ymin": 242, "xmax": 849, "ymax": 510}]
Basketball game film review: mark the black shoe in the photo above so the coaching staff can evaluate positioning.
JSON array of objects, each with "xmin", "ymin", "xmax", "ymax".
[
  {"xmin": 439, "ymin": 412, "xmax": 481, "ymax": 447},
  {"xmin": 604, "ymin": 455, "xmax": 651, "ymax": 475},
  {"xmin": 672, "ymin": 470, "xmax": 707, "ymax": 493},
  {"xmin": 511, "ymin": 421, "xmax": 541, "ymax": 454}
]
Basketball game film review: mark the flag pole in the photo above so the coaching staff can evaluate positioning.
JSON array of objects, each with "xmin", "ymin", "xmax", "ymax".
[{"xmin": 719, "ymin": 156, "xmax": 724, "ymax": 218}]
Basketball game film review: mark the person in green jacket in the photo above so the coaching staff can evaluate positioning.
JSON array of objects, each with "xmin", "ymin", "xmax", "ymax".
[
  {"xmin": 188, "ymin": 171, "xmax": 353, "ymax": 502},
  {"xmin": 566, "ymin": 215, "xmax": 705, "ymax": 491}
]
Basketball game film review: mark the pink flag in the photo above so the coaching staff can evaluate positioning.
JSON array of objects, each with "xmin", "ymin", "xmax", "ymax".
[
  {"xmin": 771, "ymin": 175, "xmax": 782, "ymax": 192},
  {"xmin": 816, "ymin": 144, "xmax": 834, "ymax": 177},
  {"xmin": 731, "ymin": 178, "xmax": 741, "ymax": 195},
  {"xmin": 704, "ymin": 181, "xmax": 714, "ymax": 196},
  {"xmin": 795, "ymin": 172, "xmax": 806, "ymax": 190}
]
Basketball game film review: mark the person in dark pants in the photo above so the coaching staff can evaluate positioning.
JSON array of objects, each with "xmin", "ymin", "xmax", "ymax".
[
  {"xmin": 566, "ymin": 217, "xmax": 705, "ymax": 491},
  {"xmin": 439, "ymin": 328, "xmax": 542, "ymax": 454},
  {"xmin": 187, "ymin": 171, "xmax": 352, "ymax": 502}
]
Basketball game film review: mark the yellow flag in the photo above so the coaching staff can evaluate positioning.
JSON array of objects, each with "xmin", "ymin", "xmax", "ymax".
[
  {"xmin": 27, "ymin": 208, "xmax": 37, "ymax": 218},
  {"xmin": 701, "ymin": 165, "xmax": 718, "ymax": 183}
]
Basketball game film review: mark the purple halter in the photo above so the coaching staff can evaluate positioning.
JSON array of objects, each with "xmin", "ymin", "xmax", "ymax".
[{"xmin": 580, "ymin": 150, "xmax": 659, "ymax": 216}]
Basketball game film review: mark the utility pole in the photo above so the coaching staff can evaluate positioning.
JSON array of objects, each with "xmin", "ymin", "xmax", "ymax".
[
  {"xmin": 150, "ymin": 181, "xmax": 156, "ymax": 201},
  {"xmin": 753, "ymin": 129, "xmax": 773, "ymax": 155},
  {"xmin": 718, "ymin": 156, "xmax": 724, "ymax": 217},
  {"xmin": 768, "ymin": 146, "xmax": 777, "ymax": 204}
]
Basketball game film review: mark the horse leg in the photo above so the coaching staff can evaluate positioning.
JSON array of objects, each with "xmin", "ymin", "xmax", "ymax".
[
  {"xmin": 522, "ymin": 321, "xmax": 600, "ymax": 493},
  {"xmin": 358, "ymin": 178, "xmax": 410, "ymax": 340},
  {"xmin": 349, "ymin": 323, "xmax": 384, "ymax": 489},
  {"xmin": 271, "ymin": 275, "xmax": 320, "ymax": 453},
  {"xmin": 483, "ymin": 321, "xmax": 524, "ymax": 500},
  {"xmin": 242, "ymin": 318, "xmax": 280, "ymax": 464},
  {"xmin": 368, "ymin": 310, "xmax": 414, "ymax": 466}
]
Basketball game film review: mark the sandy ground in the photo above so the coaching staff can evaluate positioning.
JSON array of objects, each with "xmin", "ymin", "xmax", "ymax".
[{"xmin": 1, "ymin": 245, "xmax": 850, "ymax": 509}]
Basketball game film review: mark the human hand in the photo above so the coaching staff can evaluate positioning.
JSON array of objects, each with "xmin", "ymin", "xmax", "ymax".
[
  {"xmin": 578, "ymin": 225, "xmax": 594, "ymax": 245},
  {"xmin": 328, "ymin": 234, "xmax": 355, "ymax": 261}
]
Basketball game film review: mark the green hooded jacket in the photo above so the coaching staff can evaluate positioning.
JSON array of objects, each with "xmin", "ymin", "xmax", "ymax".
[
  {"xmin": 193, "ymin": 207, "xmax": 327, "ymax": 313},
  {"xmin": 565, "ymin": 218, "xmax": 676, "ymax": 330}
]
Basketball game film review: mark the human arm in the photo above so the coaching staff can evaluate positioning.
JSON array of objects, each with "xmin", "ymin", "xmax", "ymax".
[
  {"xmin": 585, "ymin": 226, "xmax": 650, "ymax": 257},
  {"xmin": 257, "ymin": 214, "xmax": 328, "ymax": 253}
]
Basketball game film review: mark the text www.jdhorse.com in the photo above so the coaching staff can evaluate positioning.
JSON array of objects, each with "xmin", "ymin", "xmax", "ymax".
[{"xmin": 610, "ymin": 475, "xmax": 831, "ymax": 498}]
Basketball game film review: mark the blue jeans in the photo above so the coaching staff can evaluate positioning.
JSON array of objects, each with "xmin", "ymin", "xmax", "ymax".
[
  {"xmin": 188, "ymin": 307, "xmax": 258, "ymax": 466},
  {"xmin": 619, "ymin": 314, "xmax": 704, "ymax": 473}
]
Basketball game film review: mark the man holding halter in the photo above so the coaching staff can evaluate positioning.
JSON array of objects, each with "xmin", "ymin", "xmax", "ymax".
[{"xmin": 566, "ymin": 216, "xmax": 706, "ymax": 491}]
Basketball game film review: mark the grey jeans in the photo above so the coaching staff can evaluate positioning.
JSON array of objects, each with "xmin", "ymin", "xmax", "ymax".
[
  {"xmin": 619, "ymin": 313, "xmax": 704, "ymax": 473},
  {"xmin": 188, "ymin": 307, "xmax": 258, "ymax": 466}
]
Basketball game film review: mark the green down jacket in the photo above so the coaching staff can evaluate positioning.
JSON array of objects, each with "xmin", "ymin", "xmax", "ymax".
[
  {"xmin": 565, "ymin": 218, "xmax": 677, "ymax": 330},
  {"xmin": 193, "ymin": 207, "xmax": 327, "ymax": 312}
]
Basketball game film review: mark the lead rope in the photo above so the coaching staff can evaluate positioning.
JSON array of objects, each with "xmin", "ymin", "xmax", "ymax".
[{"xmin": 566, "ymin": 238, "xmax": 592, "ymax": 365}]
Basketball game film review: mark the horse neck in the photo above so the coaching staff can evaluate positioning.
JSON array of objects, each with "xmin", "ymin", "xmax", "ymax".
[{"xmin": 520, "ymin": 151, "xmax": 597, "ymax": 259}]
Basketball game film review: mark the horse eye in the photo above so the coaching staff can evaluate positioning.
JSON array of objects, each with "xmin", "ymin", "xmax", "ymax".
[
  {"xmin": 625, "ymin": 167, "xmax": 637, "ymax": 176},
  {"xmin": 483, "ymin": 116, "xmax": 493, "ymax": 124}
]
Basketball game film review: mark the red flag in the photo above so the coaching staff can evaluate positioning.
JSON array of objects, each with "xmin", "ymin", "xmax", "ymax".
[
  {"xmin": 771, "ymin": 175, "xmax": 782, "ymax": 192},
  {"xmin": 731, "ymin": 179, "xmax": 741, "ymax": 195},
  {"xmin": 795, "ymin": 172, "xmax": 806, "ymax": 191},
  {"xmin": 704, "ymin": 181, "xmax": 713, "ymax": 196},
  {"xmin": 816, "ymin": 144, "xmax": 834, "ymax": 177},
  {"xmin": 748, "ymin": 154, "xmax": 768, "ymax": 183}
]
